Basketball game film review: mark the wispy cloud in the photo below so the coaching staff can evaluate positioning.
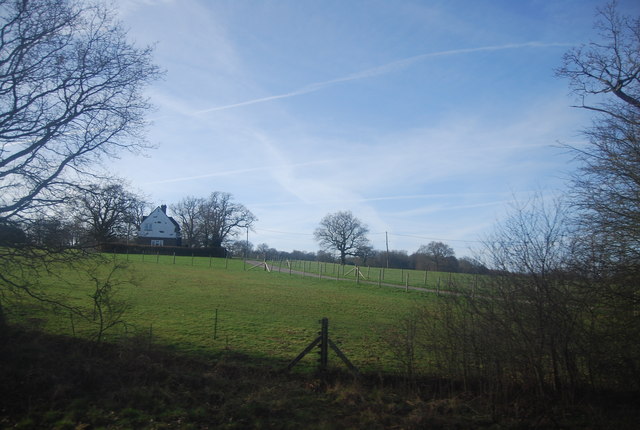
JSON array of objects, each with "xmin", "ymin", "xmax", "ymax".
[
  {"xmin": 143, "ymin": 159, "xmax": 335, "ymax": 185},
  {"xmin": 355, "ymin": 192, "xmax": 515, "ymax": 203},
  {"xmin": 195, "ymin": 41, "xmax": 572, "ymax": 114},
  {"xmin": 247, "ymin": 193, "xmax": 512, "ymax": 209}
]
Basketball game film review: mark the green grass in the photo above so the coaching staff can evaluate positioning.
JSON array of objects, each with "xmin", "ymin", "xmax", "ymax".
[
  {"xmin": 8, "ymin": 254, "xmax": 439, "ymax": 373},
  {"xmin": 5, "ymin": 253, "xmax": 638, "ymax": 429}
]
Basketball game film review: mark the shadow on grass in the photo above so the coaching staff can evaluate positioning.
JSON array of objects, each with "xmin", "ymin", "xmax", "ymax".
[{"xmin": 1, "ymin": 324, "xmax": 638, "ymax": 429}]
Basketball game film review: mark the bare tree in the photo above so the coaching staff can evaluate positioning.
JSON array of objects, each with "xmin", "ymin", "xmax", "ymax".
[
  {"xmin": 83, "ymin": 260, "xmax": 133, "ymax": 343},
  {"xmin": 314, "ymin": 211, "xmax": 370, "ymax": 265},
  {"xmin": 171, "ymin": 196, "xmax": 204, "ymax": 247},
  {"xmin": 0, "ymin": 220, "xmax": 26, "ymax": 245},
  {"xmin": 255, "ymin": 243, "xmax": 270, "ymax": 260},
  {"xmin": 71, "ymin": 182, "xmax": 147, "ymax": 245},
  {"xmin": 406, "ymin": 195, "xmax": 593, "ymax": 399},
  {"xmin": 557, "ymin": 1, "xmax": 640, "ymax": 267},
  {"xmin": 558, "ymin": 2, "xmax": 639, "ymax": 115},
  {"xmin": 229, "ymin": 239, "xmax": 253, "ymax": 258},
  {"xmin": 0, "ymin": 0, "xmax": 159, "ymax": 324},
  {"xmin": 199, "ymin": 192, "xmax": 256, "ymax": 248},
  {"xmin": 127, "ymin": 198, "xmax": 152, "ymax": 239},
  {"xmin": 386, "ymin": 2, "xmax": 640, "ymax": 402},
  {"xmin": 0, "ymin": 0, "xmax": 160, "ymax": 223},
  {"xmin": 27, "ymin": 216, "xmax": 75, "ymax": 248},
  {"xmin": 557, "ymin": 1, "xmax": 640, "ymax": 389},
  {"xmin": 416, "ymin": 241, "xmax": 455, "ymax": 271},
  {"xmin": 173, "ymin": 192, "xmax": 256, "ymax": 249}
]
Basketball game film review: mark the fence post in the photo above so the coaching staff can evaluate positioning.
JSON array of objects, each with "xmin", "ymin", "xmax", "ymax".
[
  {"xmin": 319, "ymin": 317, "xmax": 329, "ymax": 371},
  {"xmin": 213, "ymin": 308, "xmax": 218, "ymax": 340},
  {"xmin": 173, "ymin": 252, "xmax": 176, "ymax": 264},
  {"xmin": 287, "ymin": 318, "xmax": 358, "ymax": 375}
]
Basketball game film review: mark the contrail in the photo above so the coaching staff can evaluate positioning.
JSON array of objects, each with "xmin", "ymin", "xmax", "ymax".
[
  {"xmin": 196, "ymin": 41, "xmax": 572, "ymax": 114},
  {"xmin": 143, "ymin": 159, "xmax": 334, "ymax": 185}
]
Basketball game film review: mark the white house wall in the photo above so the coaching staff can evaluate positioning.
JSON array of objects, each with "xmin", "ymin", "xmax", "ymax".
[{"xmin": 138, "ymin": 207, "xmax": 178, "ymax": 239}]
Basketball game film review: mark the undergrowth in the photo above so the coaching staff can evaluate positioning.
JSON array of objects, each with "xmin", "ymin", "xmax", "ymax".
[{"xmin": 1, "ymin": 325, "xmax": 637, "ymax": 429}]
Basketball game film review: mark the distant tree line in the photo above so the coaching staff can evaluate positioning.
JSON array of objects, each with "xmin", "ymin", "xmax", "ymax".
[
  {"xmin": 232, "ymin": 237, "xmax": 488, "ymax": 275},
  {"xmin": 1, "ymin": 186, "xmax": 259, "ymax": 253},
  {"xmin": 0, "ymin": 181, "xmax": 151, "ymax": 249}
]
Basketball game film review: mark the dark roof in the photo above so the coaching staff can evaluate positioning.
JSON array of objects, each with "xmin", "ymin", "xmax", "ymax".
[{"xmin": 169, "ymin": 216, "xmax": 180, "ymax": 232}]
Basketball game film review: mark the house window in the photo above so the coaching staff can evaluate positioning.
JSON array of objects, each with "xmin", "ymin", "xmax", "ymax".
[
  {"xmin": 150, "ymin": 240, "xmax": 164, "ymax": 246},
  {"xmin": 144, "ymin": 223, "xmax": 152, "ymax": 231}
]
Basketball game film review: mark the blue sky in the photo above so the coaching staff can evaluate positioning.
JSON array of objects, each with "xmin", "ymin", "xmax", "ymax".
[{"xmin": 111, "ymin": 0, "xmax": 638, "ymax": 257}]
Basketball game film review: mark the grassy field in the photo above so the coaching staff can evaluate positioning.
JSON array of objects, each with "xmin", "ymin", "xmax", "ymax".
[
  {"xmin": 8, "ymin": 254, "xmax": 445, "ymax": 373},
  {"xmin": 5, "ymin": 253, "xmax": 638, "ymax": 429}
]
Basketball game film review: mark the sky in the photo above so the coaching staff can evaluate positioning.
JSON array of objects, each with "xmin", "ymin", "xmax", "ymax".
[{"xmin": 110, "ymin": 0, "xmax": 639, "ymax": 258}]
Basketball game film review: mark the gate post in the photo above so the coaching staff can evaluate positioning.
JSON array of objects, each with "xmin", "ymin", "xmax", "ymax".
[{"xmin": 319, "ymin": 317, "xmax": 329, "ymax": 371}]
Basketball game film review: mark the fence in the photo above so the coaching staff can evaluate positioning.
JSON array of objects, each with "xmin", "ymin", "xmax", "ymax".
[
  {"xmin": 261, "ymin": 258, "xmax": 479, "ymax": 295},
  {"xmin": 100, "ymin": 242, "xmax": 227, "ymax": 258}
]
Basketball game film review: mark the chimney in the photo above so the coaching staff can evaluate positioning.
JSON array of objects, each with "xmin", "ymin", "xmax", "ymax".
[{"xmin": 160, "ymin": 204, "xmax": 167, "ymax": 214}]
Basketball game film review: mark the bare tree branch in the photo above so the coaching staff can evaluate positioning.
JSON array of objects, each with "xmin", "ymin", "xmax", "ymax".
[{"xmin": 314, "ymin": 211, "xmax": 370, "ymax": 265}]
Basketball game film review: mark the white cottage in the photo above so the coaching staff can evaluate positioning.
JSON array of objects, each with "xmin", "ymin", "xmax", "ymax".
[{"xmin": 137, "ymin": 205, "xmax": 181, "ymax": 246}]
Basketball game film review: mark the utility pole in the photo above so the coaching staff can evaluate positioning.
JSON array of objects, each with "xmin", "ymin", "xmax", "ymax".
[
  {"xmin": 244, "ymin": 226, "xmax": 249, "ymax": 270},
  {"xmin": 385, "ymin": 231, "xmax": 390, "ymax": 268}
]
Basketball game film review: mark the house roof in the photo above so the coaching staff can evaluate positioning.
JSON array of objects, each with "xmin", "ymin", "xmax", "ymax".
[{"xmin": 141, "ymin": 206, "xmax": 181, "ymax": 232}]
